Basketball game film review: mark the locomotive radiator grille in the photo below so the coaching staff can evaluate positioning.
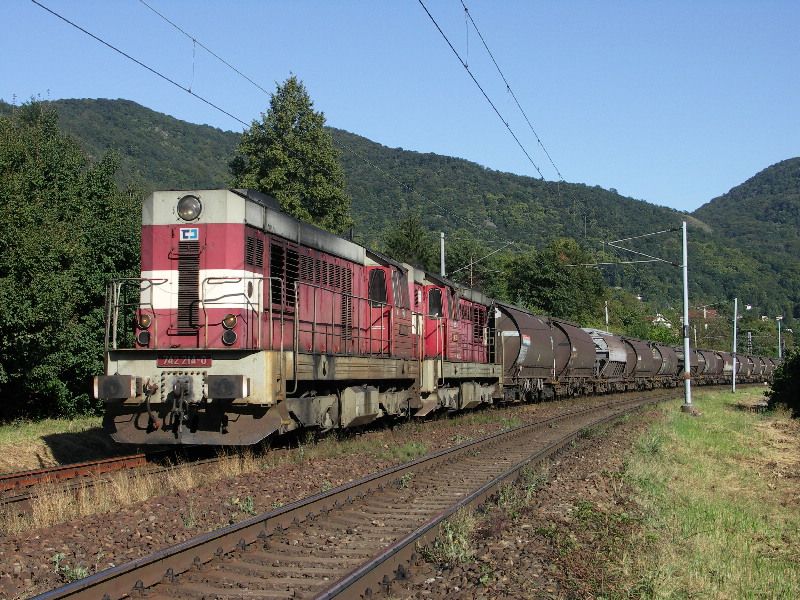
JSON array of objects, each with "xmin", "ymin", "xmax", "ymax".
[{"xmin": 177, "ymin": 240, "xmax": 200, "ymax": 330}]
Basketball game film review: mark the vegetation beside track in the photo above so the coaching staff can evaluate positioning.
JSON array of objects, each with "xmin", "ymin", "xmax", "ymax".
[
  {"xmin": 407, "ymin": 387, "xmax": 799, "ymax": 598},
  {"xmin": 0, "ymin": 416, "xmax": 114, "ymax": 473},
  {"xmin": 0, "ymin": 404, "xmax": 543, "ymax": 536},
  {"xmin": 619, "ymin": 387, "xmax": 800, "ymax": 598}
]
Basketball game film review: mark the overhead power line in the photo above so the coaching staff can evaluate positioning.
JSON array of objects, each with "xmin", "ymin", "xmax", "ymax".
[
  {"xmin": 137, "ymin": 0, "xmax": 272, "ymax": 97},
  {"xmin": 416, "ymin": 0, "xmax": 545, "ymax": 180},
  {"xmin": 31, "ymin": 0, "xmax": 520, "ymax": 254},
  {"xmin": 130, "ymin": 0, "xmax": 521, "ymax": 250},
  {"xmin": 30, "ymin": 0, "xmax": 249, "ymax": 128},
  {"xmin": 460, "ymin": 0, "xmax": 563, "ymax": 182}
]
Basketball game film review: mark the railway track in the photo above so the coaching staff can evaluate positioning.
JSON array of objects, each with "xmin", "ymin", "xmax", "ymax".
[
  {"xmin": 0, "ymin": 389, "xmax": 659, "ymax": 517},
  {"xmin": 0, "ymin": 454, "xmax": 152, "ymax": 494},
  {"xmin": 33, "ymin": 389, "xmax": 677, "ymax": 600},
  {"xmin": 0, "ymin": 449, "xmax": 212, "ymax": 515}
]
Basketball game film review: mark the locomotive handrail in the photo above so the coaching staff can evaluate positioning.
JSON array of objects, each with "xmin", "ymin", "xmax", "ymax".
[
  {"xmin": 438, "ymin": 317, "xmax": 445, "ymax": 386},
  {"xmin": 105, "ymin": 277, "xmax": 168, "ymax": 350},
  {"xmin": 200, "ymin": 276, "xmax": 264, "ymax": 349},
  {"xmin": 293, "ymin": 281, "xmax": 422, "ymax": 360},
  {"xmin": 289, "ymin": 281, "xmax": 299, "ymax": 395}
]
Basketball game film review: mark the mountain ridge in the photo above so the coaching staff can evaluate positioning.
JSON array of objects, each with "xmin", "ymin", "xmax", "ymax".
[{"xmin": 2, "ymin": 97, "xmax": 796, "ymax": 320}]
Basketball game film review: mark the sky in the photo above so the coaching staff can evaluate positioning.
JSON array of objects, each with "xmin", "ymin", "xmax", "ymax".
[{"xmin": 2, "ymin": 0, "xmax": 799, "ymax": 212}]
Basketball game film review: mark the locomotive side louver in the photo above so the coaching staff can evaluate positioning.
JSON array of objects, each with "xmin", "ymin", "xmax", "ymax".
[
  {"xmin": 177, "ymin": 240, "xmax": 200, "ymax": 329},
  {"xmin": 245, "ymin": 236, "xmax": 264, "ymax": 268}
]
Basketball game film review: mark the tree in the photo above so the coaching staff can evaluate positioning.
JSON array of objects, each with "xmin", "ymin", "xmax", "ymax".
[
  {"xmin": 230, "ymin": 75, "xmax": 352, "ymax": 234},
  {"xmin": 766, "ymin": 349, "xmax": 800, "ymax": 417},
  {"xmin": 505, "ymin": 239, "xmax": 605, "ymax": 323},
  {"xmin": 383, "ymin": 212, "xmax": 437, "ymax": 271},
  {"xmin": 0, "ymin": 102, "xmax": 140, "ymax": 419},
  {"xmin": 445, "ymin": 230, "xmax": 510, "ymax": 300}
]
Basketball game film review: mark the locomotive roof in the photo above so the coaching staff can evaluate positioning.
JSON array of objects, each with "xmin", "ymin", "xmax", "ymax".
[
  {"xmin": 226, "ymin": 190, "xmax": 490, "ymax": 306},
  {"xmin": 149, "ymin": 189, "xmax": 368, "ymax": 265}
]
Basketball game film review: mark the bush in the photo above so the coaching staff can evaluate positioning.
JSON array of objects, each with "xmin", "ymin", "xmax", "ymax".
[
  {"xmin": 0, "ymin": 102, "xmax": 140, "ymax": 420},
  {"xmin": 766, "ymin": 350, "xmax": 800, "ymax": 417}
]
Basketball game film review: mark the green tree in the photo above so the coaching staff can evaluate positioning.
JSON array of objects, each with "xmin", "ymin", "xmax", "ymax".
[
  {"xmin": 766, "ymin": 349, "xmax": 800, "ymax": 417},
  {"xmin": 383, "ymin": 212, "xmax": 437, "ymax": 271},
  {"xmin": 505, "ymin": 239, "xmax": 605, "ymax": 323},
  {"xmin": 445, "ymin": 231, "xmax": 510, "ymax": 299},
  {"xmin": 230, "ymin": 75, "xmax": 352, "ymax": 233},
  {"xmin": 0, "ymin": 102, "xmax": 140, "ymax": 419}
]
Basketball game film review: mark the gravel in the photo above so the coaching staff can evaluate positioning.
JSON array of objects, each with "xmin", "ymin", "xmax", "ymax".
[{"xmin": 0, "ymin": 397, "xmax": 657, "ymax": 599}]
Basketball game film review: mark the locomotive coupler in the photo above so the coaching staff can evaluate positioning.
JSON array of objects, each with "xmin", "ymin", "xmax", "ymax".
[
  {"xmin": 143, "ymin": 379, "xmax": 162, "ymax": 432},
  {"xmin": 167, "ymin": 377, "xmax": 196, "ymax": 440}
]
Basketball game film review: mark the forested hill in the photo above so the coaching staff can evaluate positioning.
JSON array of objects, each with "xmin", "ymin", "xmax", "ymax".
[
  {"xmin": 2, "ymin": 97, "xmax": 797, "ymax": 318},
  {"xmin": 692, "ymin": 158, "xmax": 800, "ymax": 320},
  {"xmin": 693, "ymin": 158, "xmax": 800, "ymax": 286},
  {"xmin": 2, "ymin": 98, "xmax": 241, "ymax": 190}
]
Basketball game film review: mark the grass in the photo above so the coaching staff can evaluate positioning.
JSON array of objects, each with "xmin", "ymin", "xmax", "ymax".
[
  {"xmin": 0, "ymin": 394, "xmax": 551, "ymax": 536},
  {"xmin": 0, "ymin": 450, "xmax": 264, "ymax": 534},
  {"xmin": 0, "ymin": 416, "xmax": 102, "ymax": 445},
  {"xmin": 0, "ymin": 424, "xmax": 432, "ymax": 535},
  {"xmin": 51, "ymin": 552, "xmax": 90, "ymax": 583},
  {"xmin": 292, "ymin": 433, "xmax": 429, "ymax": 464},
  {"xmin": 420, "ymin": 508, "xmax": 477, "ymax": 566},
  {"xmin": 619, "ymin": 387, "xmax": 800, "ymax": 599},
  {"xmin": 0, "ymin": 415, "xmax": 118, "ymax": 473}
]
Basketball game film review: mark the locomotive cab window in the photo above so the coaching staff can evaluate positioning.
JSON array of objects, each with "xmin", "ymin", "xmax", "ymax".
[
  {"xmin": 428, "ymin": 288, "xmax": 443, "ymax": 317},
  {"xmin": 368, "ymin": 269, "xmax": 387, "ymax": 307}
]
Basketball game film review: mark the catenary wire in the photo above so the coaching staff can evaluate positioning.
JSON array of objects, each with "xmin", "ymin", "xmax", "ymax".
[
  {"xmin": 131, "ymin": 0, "xmax": 523, "ymax": 251},
  {"xmin": 137, "ymin": 0, "xmax": 272, "ymax": 97},
  {"xmin": 29, "ymin": 0, "xmax": 249, "ymax": 128},
  {"xmin": 32, "ymin": 0, "xmax": 521, "ymax": 258},
  {"xmin": 460, "ymin": 0, "xmax": 563, "ymax": 182},
  {"xmin": 417, "ymin": 0, "xmax": 545, "ymax": 180}
]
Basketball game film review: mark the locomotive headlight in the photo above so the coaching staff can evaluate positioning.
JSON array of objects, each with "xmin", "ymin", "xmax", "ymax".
[
  {"xmin": 222, "ymin": 314, "xmax": 238, "ymax": 329},
  {"xmin": 177, "ymin": 194, "xmax": 202, "ymax": 221},
  {"xmin": 221, "ymin": 329, "xmax": 237, "ymax": 346},
  {"xmin": 138, "ymin": 313, "xmax": 152, "ymax": 329},
  {"xmin": 136, "ymin": 331, "xmax": 151, "ymax": 346}
]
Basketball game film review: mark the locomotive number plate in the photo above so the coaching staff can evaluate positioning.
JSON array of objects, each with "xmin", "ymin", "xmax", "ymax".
[{"xmin": 156, "ymin": 355, "xmax": 212, "ymax": 368}]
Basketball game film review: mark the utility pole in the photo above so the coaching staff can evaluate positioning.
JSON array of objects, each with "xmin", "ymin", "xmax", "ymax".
[
  {"xmin": 680, "ymin": 221, "xmax": 693, "ymax": 410},
  {"xmin": 777, "ymin": 316, "xmax": 783, "ymax": 359},
  {"xmin": 599, "ymin": 223, "xmax": 692, "ymax": 409},
  {"xmin": 732, "ymin": 297, "xmax": 738, "ymax": 393},
  {"xmin": 440, "ymin": 232, "xmax": 445, "ymax": 277},
  {"xmin": 604, "ymin": 300, "xmax": 609, "ymax": 329}
]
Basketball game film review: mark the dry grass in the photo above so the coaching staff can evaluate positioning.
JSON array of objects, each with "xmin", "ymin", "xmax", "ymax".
[
  {"xmin": 0, "ymin": 450, "xmax": 268, "ymax": 535},
  {"xmin": 0, "ymin": 399, "xmax": 542, "ymax": 535}
]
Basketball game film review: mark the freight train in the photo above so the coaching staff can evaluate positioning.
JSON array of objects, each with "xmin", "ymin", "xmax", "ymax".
[{"xmin": 94, "ymin": 189, "xmax": 778, "ymax": 445}]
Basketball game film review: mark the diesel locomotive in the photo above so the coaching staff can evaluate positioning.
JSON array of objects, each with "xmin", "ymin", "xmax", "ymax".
[{"xmin": 94, "ymin": 189, "xmax": 777, "ymax": 445}]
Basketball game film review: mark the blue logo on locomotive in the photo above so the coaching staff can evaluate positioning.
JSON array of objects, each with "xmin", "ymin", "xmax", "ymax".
[{"xmin": 180, "ymin": 227, "xmax": 199, "ymax": 241}]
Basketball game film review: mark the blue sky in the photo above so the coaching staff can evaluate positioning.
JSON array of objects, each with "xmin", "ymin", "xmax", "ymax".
[{"xmin": 3, "ymin": 0, "xmax": 798, "ymax": 212}]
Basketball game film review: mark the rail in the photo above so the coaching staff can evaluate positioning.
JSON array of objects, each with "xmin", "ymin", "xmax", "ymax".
[{"xmin": 32, "ymin": 390, "xmax": 675, "ymax": 600}]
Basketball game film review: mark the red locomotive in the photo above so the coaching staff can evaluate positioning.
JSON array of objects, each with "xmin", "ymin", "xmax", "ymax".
[{"xmin": 94, "ymin": 189, "xmax": 776, "ymax": 445}]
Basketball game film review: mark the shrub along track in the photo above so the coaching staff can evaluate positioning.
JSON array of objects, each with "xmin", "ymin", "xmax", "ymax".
[{"xmin": 33, "ymin": 389, "xmax": 679, "ymax": 600}]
